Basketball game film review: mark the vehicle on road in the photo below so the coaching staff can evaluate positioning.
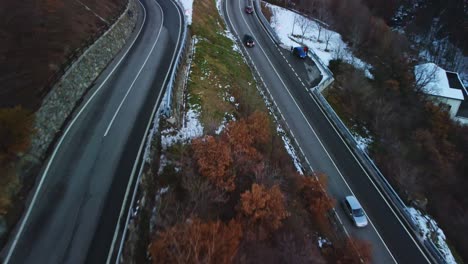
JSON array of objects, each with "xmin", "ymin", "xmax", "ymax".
[
  {"xmin": 245, "ymin": 5, "xmax": 253, "ymax": 14},
  {"xmin": 243, "ymin": 34, "xmax": 255, "ymax": 47},
  {"xmin": 343, "ymin": 196, "xmax": 368, "ymax": 227},
  {"xmin": 292, "ymin": 47, "xmax": 307, "ymax": 58}
]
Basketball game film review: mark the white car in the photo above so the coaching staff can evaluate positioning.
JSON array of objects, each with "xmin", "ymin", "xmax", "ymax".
[{"xmin": 343, "ymin": 196, "xmax": 368, "ymax": 227}]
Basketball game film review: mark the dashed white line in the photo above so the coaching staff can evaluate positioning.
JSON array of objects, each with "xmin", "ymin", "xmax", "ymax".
[
  {"xmin": 107, "ymin": 0, "xmax": 184, "ymax": 261},
  {"xmin": 103, "ymin": 3, "xmax": 164, "ymax": 137}
]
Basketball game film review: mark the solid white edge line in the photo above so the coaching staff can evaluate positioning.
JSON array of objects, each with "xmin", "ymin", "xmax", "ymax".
[
  {"xmin": 3, "ymin": 2, "xmax": 148, "ymax": 263},
  {"xmin": 251, "ymin": 2, "xmax": 430, "ymax": 263},
  {"xmin": 103, "ymin": 1, "xmax": 164, "ymax": 137},
  {"xmin": 231, "ymin": 0, "xmax": 399, "ymax": 263},
  {"xmin": 307, "ymin": 90, "xmax": 431, "ymax": 263},
  {"xmin": 225, "ymin": 0, "xmax": 360, "ymax": 250},
  {"xmin": 107, "ymin": 0, "xmax": 184, "ymax": 263}
]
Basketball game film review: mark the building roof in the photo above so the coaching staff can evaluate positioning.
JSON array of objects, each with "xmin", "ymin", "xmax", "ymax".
[{"xmin": 414, "ymin": 63, "xmax": 464, "ymax": 100}]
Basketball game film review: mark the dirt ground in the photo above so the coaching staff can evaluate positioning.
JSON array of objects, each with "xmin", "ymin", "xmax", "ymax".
[{"xmin": 0, "ymin": 0, "xmax": 126, "ymax": 110}]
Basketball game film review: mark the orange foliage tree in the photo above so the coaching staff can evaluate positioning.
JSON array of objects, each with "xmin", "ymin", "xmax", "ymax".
[
  {"xmin": 150, "ymin": 218, "xmax": 242, "ymax": 264},
  {"xmin": 336, "ymin": 237, "xmax": 373, "ymax": 264},
  {"xmin": 222, "ymin": 113, "xmax": 272, "ymax": 176},
  {"xmin": 239, "ymin": 183, "xmax": 289, "ymax": 236},
  {"xmin": 0, "ymin": 106, "xmax": 34, "ymax": 162},
  {"xmin": 222, "ymin": 119, "xmax": 260, "ymax": 162},
  {"xmin": 296, "ymin": 174, "xmax": 335, "ymax": 227},
  {"xmin": 192, "ymin": 135, "xmax": 235, "ymax": 191},
  {"xmin": 246, "ymin": 111, "xmax": 271, "ymax": 146}
]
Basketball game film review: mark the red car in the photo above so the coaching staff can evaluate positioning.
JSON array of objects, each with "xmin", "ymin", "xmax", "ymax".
[{"xmin": 245, "ymin": 5, "xmax": 253, "ymax": 14}]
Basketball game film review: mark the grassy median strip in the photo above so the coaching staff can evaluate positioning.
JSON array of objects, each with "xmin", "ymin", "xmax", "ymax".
[{"xmin": 189, "ymin": 0, "xmax": 266, "ymax": 129}]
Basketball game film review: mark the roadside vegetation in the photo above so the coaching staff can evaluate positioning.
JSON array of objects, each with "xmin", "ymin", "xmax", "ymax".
[
  {"xmin": 0, "ymin": 106, "xmax": 34, "ymax": 237},
  {"xmin": 130, "ymin": 0, "xmax": 373, "ymax": 262},
  {"xmin": 267, "ymin": 0, "xmax": 468, "ymax": 261}
]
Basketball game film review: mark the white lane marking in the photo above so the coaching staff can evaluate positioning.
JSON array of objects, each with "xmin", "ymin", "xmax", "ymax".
[
  {"xmin": 232, "ymin": 0, "xmax": 399, "ymax": 263},
  {"xmin": 249, "ymin": 1, "xmax": 430, "ymax": 262},
  {"xmin": 103, "ymin": 4, "xmax": 164, "ymax": 137},
  {"xmin": 108, "ymin": 0, "xmax": 184, "ymax": 263},
  {"xmin": 224, "ymin": 1, "xmax": 314, "ymax": 173},
  {"xmin": 307, "ymin": 91, "xmax": 431, "ymax": 263},
  {"xmin": 3, "ymin": 2, "xmax": 148, "ymax": 263}
]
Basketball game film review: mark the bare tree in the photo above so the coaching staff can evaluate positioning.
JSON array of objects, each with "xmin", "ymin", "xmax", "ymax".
[
  {"xmin": 291, "ymin": 14, "xmax": 299, "ymax": 36},
  {"xmin": 413, "ymin": 63, "xmax": 439, "ymax": 94},
  {"xmin": 333, "ymin": 42, "xmax": 346, "ymax": 61},
  {"xmin": 323, "ymin": 29, "xmax": 333, "ymax": 51},
  {"xmin": 314, "ymin": 0, "xmax": 330, "ymax": 42},
  {"xmin": 296, "ymin": 15, "xmax": 313, "ymax": 41}
]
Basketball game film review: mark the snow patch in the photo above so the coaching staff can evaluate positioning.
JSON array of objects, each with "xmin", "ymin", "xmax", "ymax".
[
  {"xmin": 414, "ymin": 63, "xmax": 464, "ymax": 100},
  {"xmin": 350, "ymin": 125, "xmax": 373, "ymax": 153},
  {"xmin": 220, "ymin": 29, "xmax": 241, "ymax": 53},
  {"xmin": 215, "ymin": 113, "xmax": 236, "ymax": 135},
  {"xmin": 277, "ymin": 126, "xmax": 303, "ymax": 174},
  {"xmin": 161, "ymin": 109, "xmax": 204, "ymax": 150},
  {"xmin": 266, "ymin": 3, "xmax": 373, "ymax": 78},
  {"xmin": 354, "ymin": 133, "xmax": 373, "ymax": 153},
  {"xmin": 178, "ymin": 0, "xmax": 194, "ymax": 25},
  {"xmin": 407, "ymin": 207, "xmax": 457, "ymax": 264},
  {"xmin": 317, "ymin": 236, "xmax": 331, "ymax": 248}
]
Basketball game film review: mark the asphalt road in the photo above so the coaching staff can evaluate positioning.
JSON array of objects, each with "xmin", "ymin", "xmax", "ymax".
[
  {"xmin": 223, "ymin": 0, "xmax": 431, "ymax": 263},
  {"xmin": 1, "ymin": 0, "xmax": 183, "ymax": 263}
]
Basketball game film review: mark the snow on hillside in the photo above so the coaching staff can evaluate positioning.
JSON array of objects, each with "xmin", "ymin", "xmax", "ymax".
[
  {"xmin": 266, "ymin": 3, "xmax": 373, "ymax": 79},
  {"xmin": 178, "ymin": 0, "xmax": 194, "ymax": 24},
  {"xmin": 407, "ymin": 207, "xmax": 457, "ymax": 264}
]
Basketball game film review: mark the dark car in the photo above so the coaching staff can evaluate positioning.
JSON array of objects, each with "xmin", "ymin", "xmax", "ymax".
[
  {"xmin": 245, "ymin": 5, "xmax": 253, "ymax": 14},
  {"xmin": 243, "ymin": 34, "xmax": 255, "ymax": 47},
  {"xmin": 293, "ymin": 47, "xmax": 307, "ymax": 58}
]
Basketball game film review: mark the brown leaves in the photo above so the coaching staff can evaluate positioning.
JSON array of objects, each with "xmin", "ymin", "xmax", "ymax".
[
  {"xmin": 150, "ymin": 218, "xmax": 242, "ymax": 264},
  {"xmin": 336, "ymin": 237, "xmax": 373, "ymax": 264},
  {"xmin": 246, "ymin": 111, "xmax": 271, "ymax": 145},
  {"xmin": 192, "ymin": 135, "xmax": 234, "ymax": 192},
  {"xmin": 222, "ymin": 119, "xmax": 260, "ymax": 163},
  {"xmin": 239, "ymin": 184, "xmax": 289, "ymax": 236},
  {"xmin": 296, "ymin": 174, "xmax": 335, "ymax": 217},
  {"xmin": 0, "ymin": 106, "xmax": 34, "ymax": 163},
  {"xmin": 192, "ymin": 112, "xmax": 272, "ymax": 191}
]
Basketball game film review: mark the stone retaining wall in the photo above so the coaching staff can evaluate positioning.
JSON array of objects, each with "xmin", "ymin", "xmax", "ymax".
[
  {"xmin": 0, "ymin": 0, "xmax": 141, "ymax": 241},
  {"xmin": 29, "ymin": 0, "xmax": 140, "ymax": 163}
]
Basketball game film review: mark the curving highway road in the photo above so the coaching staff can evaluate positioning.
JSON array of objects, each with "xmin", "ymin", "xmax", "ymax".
[
  {"xmin": 1, "ymin": 0, "xmax": 183, "ymax": 263},
  {"xmin": 223, "ymin": 0, "xmax": 431, "ymax": 263}
]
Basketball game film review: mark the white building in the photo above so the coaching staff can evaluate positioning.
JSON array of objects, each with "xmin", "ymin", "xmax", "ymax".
[{"xmin": 414, "ymin": 63, "xmax": 468, "ymax": 124}]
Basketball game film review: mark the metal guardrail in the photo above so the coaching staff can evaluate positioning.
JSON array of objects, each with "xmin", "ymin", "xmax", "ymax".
[
  {"xmin": 253, "ymin": 2, "xmax": 448, "ymax": 264},
  {"xmin": 160, "ymin": 0, "xmax": 188, "ymax": 116},
  {"xmin": 114, "ymin": 0, "xmax": 188, "ymax": 262},
  {"xmin": 308, "ymin": 45, "xmax": 447, "ymax": 264},
  {"xmin": 253, "ymin": 0, "xmax": 281, "ymax": 45}
]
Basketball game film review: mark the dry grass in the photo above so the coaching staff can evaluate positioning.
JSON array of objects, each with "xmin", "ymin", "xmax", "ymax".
[
  {"xmin": 188, "ymin": 0, "xmax": 266, "ymax": 130},
  {"xmin": 0, "ymin": 166, "xmax": 20, "ymax": 216}
]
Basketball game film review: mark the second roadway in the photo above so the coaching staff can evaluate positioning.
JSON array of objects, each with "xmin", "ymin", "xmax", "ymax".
[{"xmin": 223, "ymin": 0, "xmax": 431, "ymax": 263}]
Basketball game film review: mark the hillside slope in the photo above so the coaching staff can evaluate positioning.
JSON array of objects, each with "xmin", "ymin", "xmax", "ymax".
[{"xmin": 0, "ymin": 0, "xmax": 126, "ymax": 110}]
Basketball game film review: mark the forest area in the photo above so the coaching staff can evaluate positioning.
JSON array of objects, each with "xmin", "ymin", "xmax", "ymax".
[{"xmin": 266, "ymin": 0, "xmax": 468, "ymax": 261}]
